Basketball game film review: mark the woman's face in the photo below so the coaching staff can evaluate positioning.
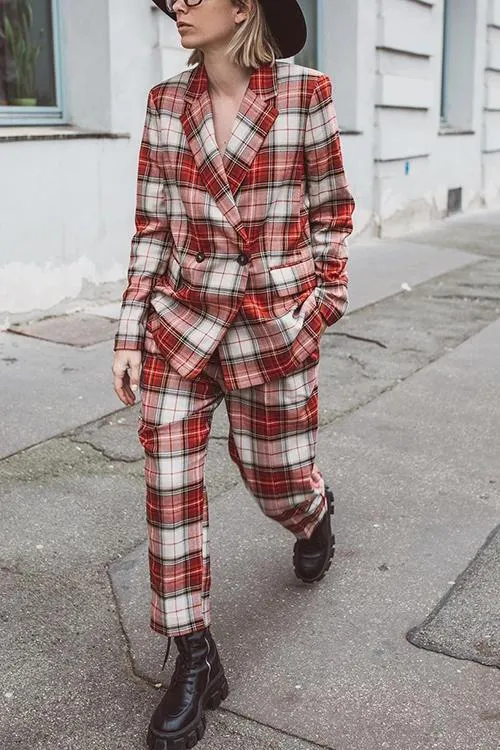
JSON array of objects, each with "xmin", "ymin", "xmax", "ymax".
[{"xmin": 171, "ymin": 0, "xmax": 249, "ymax": 54}]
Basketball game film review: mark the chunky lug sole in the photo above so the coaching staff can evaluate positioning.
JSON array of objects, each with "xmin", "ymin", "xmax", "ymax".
[
  {"xmin": 293, "ymin": 487, "xmax": 335, "ymax": 584},
  {"xmin": 146, "ymin": 668, "xmax": 229, "ymax": 750}
]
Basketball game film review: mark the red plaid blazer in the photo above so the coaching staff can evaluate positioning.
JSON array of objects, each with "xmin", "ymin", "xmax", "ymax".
[{"xmin": 115, "ymin": 61, "xmax": 355, "ymax": 390}]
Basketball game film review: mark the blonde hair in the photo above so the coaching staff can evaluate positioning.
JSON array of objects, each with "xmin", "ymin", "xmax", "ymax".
[{"xmin": 188, "ymin": 0, "xmax": 281, "ymax": 69}]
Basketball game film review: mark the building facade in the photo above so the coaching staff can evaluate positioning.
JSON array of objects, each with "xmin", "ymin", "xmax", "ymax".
[{"xmin": 1, "ymin": 0, "xmax": 499, "ymax": 318}]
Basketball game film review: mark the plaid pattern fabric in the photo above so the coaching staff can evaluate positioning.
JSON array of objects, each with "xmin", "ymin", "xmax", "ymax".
[
  {"xmin": 115, "ymin": 61, "xmax": 354, "ymax": 390},
  {"xmin": 139, "ymin": 329, "xmax": 327, "ymax": 637}
]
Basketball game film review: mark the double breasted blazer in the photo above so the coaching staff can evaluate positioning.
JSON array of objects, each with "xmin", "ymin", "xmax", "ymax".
[{"xmin": 115, "ymin": 61, "xmax": 355, "ymax": 390}]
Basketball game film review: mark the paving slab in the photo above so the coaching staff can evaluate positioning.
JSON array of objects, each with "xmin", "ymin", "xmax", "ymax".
[
  {"xmin": 347, "ymin": 241, "xmax": 481, "ymax": 313},
  {"xmin": 111, "ymin": 319, "xmax": 500, "ymax": 750},
  {"xmin": 71, "ymin": 406, "xmax": 144, "ymax": 462},
  {"xmin": 82, "ymin": 302, "xmax": 122, "ymax": 319},
  {"xmin": 0, "ymin": 437, "xmax": 146, "ymax": 750},
  {"xmin": 9, "ymin": 313, "xmax": 119, "ymax": 347},
  {"xmin": 407, "ymin": 525, "xmax": 500, "ymax": 667},
  {"xmin": 0, "ymin": 333, "xmax": 120, "ymax": 459},
  {"xmin": 405, "ymin": 209, "xmax": 500, "ymax": 258},
  {"xmin": 319, "ymin": 256, "xmax": 500, "ymax": 426}
]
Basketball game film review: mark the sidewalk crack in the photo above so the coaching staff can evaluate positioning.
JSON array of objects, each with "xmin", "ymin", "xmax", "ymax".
[
  {"xmin": 329, "ymin": 332, "xmax": 388, "ymax": 348},
  {"xmin": 347, "ymin": 354, "xmax": 371, "ymax": 378},
  {"xmin": 68, "ymin": 436, "xmax": 142, "ymax": 464},
  {"xmin": 217, "ymin": 707, "xmax": 338, "ymax": 749}
]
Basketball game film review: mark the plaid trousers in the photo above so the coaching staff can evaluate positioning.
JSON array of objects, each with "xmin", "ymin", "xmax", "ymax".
[{"xmin": 138, "ymin": 327, "xmax": 328, "ymax": 637}]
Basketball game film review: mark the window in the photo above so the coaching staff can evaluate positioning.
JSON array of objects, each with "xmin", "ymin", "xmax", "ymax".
[
  {"xmin": 296, "ymin": 0, "xmax": 319, "ymax": 70},
  {"xmin": 440, "ymin": 0, "xmax": 450, "ymax": 121},
  {"xmin": 439, "ymin": 0, "xmax": 478, "ymax": 131},
  {"xmin": 0, "ymin": 0, "xmax": 63, "ymax": 124}
]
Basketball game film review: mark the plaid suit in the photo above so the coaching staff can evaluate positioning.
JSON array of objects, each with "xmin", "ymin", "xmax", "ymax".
[
  {"xmin": 115, "ymin": 61, "xmax": 354, "ymax": 389},
  {"xmin": 115, "ymin": 61, "xmax": 354, "ymax": 636}
]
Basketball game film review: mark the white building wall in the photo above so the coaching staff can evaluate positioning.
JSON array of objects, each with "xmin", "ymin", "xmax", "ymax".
[
  {"xmin": 375, "ymin": 0, "xmax": 440, "ymax": 234},
  {"xmin": 0, "ymin": 0, "xmax": 175, "ymax": 318},
  {"xmin": 366, "ymin": 0, "xmax": 499, "ymax": 237},
  {"xmin": 428, "ymin": 0, "xmax": 486, "ymax": 221},
  {"xmin": 320, "ymin": 0, "xmax": 377, "ymax": 237},
  {"xmin": 0, "ymin": 0, "xmax": 499, "ymax": 318}
]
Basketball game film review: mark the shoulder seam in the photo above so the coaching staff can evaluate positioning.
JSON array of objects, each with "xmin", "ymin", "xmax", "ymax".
[{"xmin": 151, "ymin": 67, "xmax": 193, "ymax": 95}]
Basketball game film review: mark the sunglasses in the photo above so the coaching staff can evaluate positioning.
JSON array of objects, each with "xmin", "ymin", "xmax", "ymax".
[{"xmin": 166, "ymin": 0, "xmax": 204, "ymax": 12}]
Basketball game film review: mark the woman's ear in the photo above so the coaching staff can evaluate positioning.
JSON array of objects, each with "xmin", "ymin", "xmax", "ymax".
[{"xmin": 234, "ymin": 0, "xmax": 253, "ymax": 25}]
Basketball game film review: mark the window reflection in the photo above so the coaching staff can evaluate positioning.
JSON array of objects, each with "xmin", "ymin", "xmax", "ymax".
[{"xmin": 0, "ymin": 0, "xmax": 57, "ymax": 108}]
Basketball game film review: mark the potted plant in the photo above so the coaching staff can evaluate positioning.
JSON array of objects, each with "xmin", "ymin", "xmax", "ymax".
[{"xmin": 0, "ymin": 0, "xmax": 42, "ymax": 106}]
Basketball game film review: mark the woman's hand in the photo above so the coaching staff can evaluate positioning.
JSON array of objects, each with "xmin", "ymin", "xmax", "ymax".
[
  {"xmin": 294, "ymin": 290, "xmax": 328, "ymax": 337},
  {"xmin": 298, "ymin": 290, "xmax": 318, "ymax": 320},
  {"xmin": 113, "ymin": 350, "xmax": 142, "ymax": 406}
]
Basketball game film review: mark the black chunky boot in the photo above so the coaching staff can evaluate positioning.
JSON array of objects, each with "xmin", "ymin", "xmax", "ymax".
[
  {"xmin": 293, "ymin": 486, "xmax": 335, "ymax": 583},
  {"xmin": 147, "ymin": 628, "xmax": 229, "ymax": 750}
]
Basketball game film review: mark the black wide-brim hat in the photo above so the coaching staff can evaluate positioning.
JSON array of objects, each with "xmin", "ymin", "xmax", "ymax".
[{"xmin": 152, "ymin": 0, "xmax": 307, "ymax": 59}]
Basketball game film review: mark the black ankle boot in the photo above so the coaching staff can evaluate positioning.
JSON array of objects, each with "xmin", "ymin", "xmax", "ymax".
[
  {"xmin": 293, "ymin": 486, "xmax": 335, "ymax": 583},
  {"xmin": 147, "ymin": 628, "xmax": 229, "ymax": 750}
]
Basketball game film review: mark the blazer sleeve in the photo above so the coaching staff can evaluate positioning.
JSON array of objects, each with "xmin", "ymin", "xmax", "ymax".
[
  {"xmin": 114, "ymin": 89, "xmax": 171, "ymax": 351},
  {"xmin": 304, "ymin": 75, "xmax": 355, "ymax": 327}
]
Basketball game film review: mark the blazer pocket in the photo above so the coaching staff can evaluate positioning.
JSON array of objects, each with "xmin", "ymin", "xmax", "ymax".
[{"xmin": 269, "ymin": 257, "xmax": 316, "ymax": 298}]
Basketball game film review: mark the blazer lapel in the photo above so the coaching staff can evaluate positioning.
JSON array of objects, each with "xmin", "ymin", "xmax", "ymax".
[
  {"xmin": 181, "ymin": 63, "xmax": 279, "ymax": 237},
  {"xmin": 223, "ymin": 65, "xmax": 279, "ymax": 198},
  {"xmin": 181, "ymin": 65, "xmax": 246, "ymax": 237}
]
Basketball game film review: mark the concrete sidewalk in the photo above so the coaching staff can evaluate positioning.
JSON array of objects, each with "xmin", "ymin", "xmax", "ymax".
[{"xmin": 1, "ymin": 211, "xmax": 499, "ymax": 750}]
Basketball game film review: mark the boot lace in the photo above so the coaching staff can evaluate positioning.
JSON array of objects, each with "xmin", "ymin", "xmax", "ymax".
[
  {"xmin": 161, "ymin": 637, "xmax": 172, "ymax": 671},
  {"xmin": 161, "ymin": 636, "xmax": 192, "ymax": 686}
]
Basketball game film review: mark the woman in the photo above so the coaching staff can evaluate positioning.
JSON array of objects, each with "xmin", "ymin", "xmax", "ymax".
[{"xmin": 113, "ymin": 1, "xmax": 355, "ymax": 748}]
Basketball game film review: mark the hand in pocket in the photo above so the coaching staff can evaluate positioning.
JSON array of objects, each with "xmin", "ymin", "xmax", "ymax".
[{"xmin": 293, "ymin": 289, "xmax": 318, "ymax": 320}]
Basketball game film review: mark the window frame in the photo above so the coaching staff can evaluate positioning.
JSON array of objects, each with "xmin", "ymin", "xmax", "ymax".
[{"xmin": 0, "ymin": 0, "xmax": 65, "ymax": 126}]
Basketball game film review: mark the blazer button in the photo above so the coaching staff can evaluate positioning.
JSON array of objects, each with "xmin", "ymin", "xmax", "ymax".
[
  {"xmin": 195, "ymin": 251, "xmax": 205, "ymax": 262},
  {"xmin": 237, "ymin": 253, "xmax": 249, "ymax": 266}
]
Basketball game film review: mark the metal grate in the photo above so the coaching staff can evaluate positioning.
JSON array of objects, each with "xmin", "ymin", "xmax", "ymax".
[{"xmin": 447, "ymin": 187, "xmax": 462, "ymax": 215}]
